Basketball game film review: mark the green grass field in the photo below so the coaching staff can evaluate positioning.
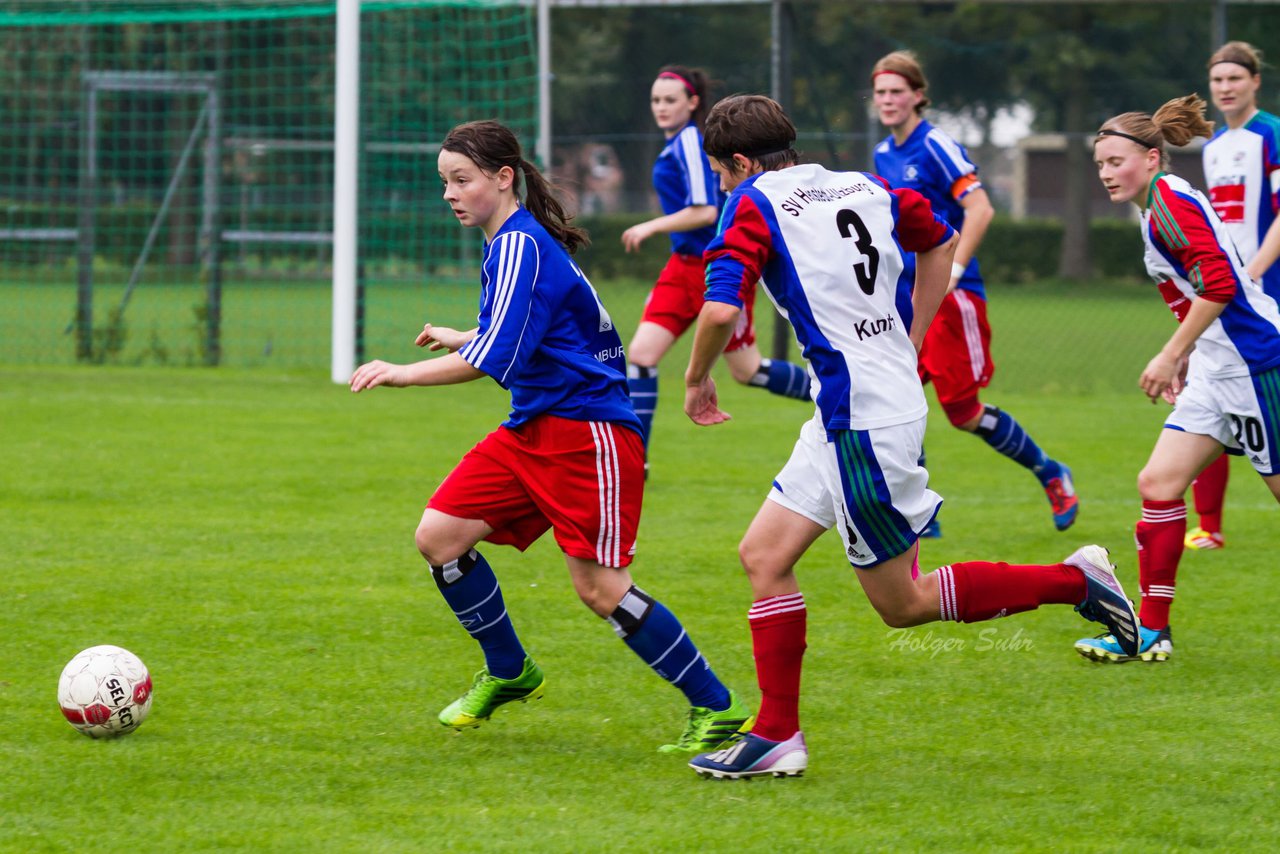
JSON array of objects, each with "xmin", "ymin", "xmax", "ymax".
[{"xmin": 2, "ymin": 278, "xmax": 1278, "ymax": 851}]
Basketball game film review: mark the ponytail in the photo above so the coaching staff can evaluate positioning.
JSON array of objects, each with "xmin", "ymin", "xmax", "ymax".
[
  {"xmin": 1152, "ymin": 94, "xmax": 1215, "ymax": 147},
  {"xmin": 1096, "ymin": 95, "xmax": 1213, "ymax": 168},
  {"xmin": 441, "ymin": 120, "xmax": 589, "ymax": 254},
  {"xmin": 519, "ymin": 159, "xmax": 589, "ymax": 254}
]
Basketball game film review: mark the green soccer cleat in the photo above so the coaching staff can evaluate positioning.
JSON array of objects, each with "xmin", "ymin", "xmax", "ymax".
[
  {"xmin": 437, "ymin": 657, "xmax": 545, "ymax": 730},
  {"xmin": 658, "ymin": 690, "xmax": 755, "ymax": 754}
]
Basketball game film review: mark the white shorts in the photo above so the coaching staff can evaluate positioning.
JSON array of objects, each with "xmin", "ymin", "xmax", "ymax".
[
  {"xmin": 768, "ymin": 414, "xmax": 943, "ymax": 567},
  {"xmin": 1166, "ymin": 367, "xmax": 1280, "ymax": 476}
]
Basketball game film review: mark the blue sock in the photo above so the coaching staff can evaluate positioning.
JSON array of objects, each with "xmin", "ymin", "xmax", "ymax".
[
  {"xmin": 627, "ymin": 364, "xmax": 658, "ymax": 449},
  {"xmin": 431, "ymin": 549, "xmax": 526, "ymax": 679},
  {"xmin": 972, "ymin": 404, "xmax": 1058, "ymax": 484},
  {"xmin": 608, "ymin": 585, "xmax": 730, "ymax": 710},
  {"xmin": 752, "ymin": 358, "xmax": 811, "ymax": 400}
]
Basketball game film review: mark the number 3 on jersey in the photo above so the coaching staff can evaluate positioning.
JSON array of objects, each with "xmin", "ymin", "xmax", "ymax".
[{"xmin": 836, "ymin": 208, "xmax": 880, "ymax": 295}]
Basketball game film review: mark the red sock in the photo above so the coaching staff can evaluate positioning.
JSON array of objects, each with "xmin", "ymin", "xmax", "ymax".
[
  {"xmin": 1191, "ymin": 454, "xmax": 1229, "ymax": 534},
  {"xmin": 1136, "ymin": 499, "xmax": 1185, "ymax": 630},
  {"xmin": 935, "ymin": 560, "xmax": 1085, "ymax": 622},
  {"xmin": 748, "ymin": 593, "xmax": 806, "ymax": 742}
]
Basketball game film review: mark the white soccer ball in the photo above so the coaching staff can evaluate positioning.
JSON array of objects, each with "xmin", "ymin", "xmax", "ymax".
[{"xmin": 57, "ymin": 645, "xmax": 153, "ymax": 738}]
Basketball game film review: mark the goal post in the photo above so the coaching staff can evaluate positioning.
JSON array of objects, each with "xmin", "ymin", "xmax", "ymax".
[
  {"xmin": 330, "ymin": 0, "xmax": 543, "ymax": 383},
  {"xmin": 331, "ymin": 0, "xmax": 360, "ymax": 383}
]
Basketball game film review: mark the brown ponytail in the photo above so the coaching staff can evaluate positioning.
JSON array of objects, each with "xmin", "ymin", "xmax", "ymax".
[
  {"xmin": 518, "ymin": 158, "xmax": 589, "ymax": 253},
  {"xmin": 1095, "ymin": 95, "xmax": 1214, "ymax": 167},
  {"xmin": 1152, "ymin": 95, "xmax": 1215, "ymax": 147},
  {"xmin": 441, "ymin": 120, "xmax": 589, "ymax": 254}
]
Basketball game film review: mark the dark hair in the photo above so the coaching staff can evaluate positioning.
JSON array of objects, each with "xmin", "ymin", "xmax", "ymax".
[
  {"xmin": 440, "ymin": 120, "xmax": 588, "ymax": 253},
  {"xmin": 703, "ymin": 94, "xmax": 799, "ymax": 172},
  {"xmin": 871, "ymin": 50, "xmax": 931, "ymax": 115},
  {"xmin": 655, "ymin": 65, "xmax": 713, "ymax": 128},
  {"xmin": 1096, "ymin": 95, "xmax": 1215, "ymax": 168},
  {"xmin": 1208, "ymin": 41, "xmax": 1263, "ymax": 75}
]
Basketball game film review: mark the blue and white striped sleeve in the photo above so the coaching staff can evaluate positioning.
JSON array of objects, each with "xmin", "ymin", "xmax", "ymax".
[
  {"xmin": 459, "ymin": 231, "xmax": 544, "ymax": 388},
  {"xmin": 676, "ymin": 125, "xmax": 719, "ymax": 208},
  {"xmin": 923, "ymin": 128, "xmax": 978, "ymax": 184}
]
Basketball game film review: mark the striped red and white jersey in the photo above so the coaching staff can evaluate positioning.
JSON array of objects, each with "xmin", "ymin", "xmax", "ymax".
[{"xmin": 1140, "ymin": 172, "xmax": 1280, "ymax": 378}]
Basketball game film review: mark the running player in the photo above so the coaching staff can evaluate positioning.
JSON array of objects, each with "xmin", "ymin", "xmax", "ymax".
[
  {"xmin": 1188, "ymin": 41, "xmax": 1280, "ymax": 550},
  {"xmin": 679, "ymin": 95, "xmax": 1140, "ymax": 779},
  {"xmin": 1078, "ymin": 95, "xmax": 1280, "ymax": 663},
  {"xmin": 871, "ymin": 51, "xmax": 1078, "ymax": 535},
  {"xmin": 622, "ymin": 65, "xmax": 809, "ymax": 475},
  {"xmin": 350, "ymin": 120, "xmax": 752, "ymax": 751}
]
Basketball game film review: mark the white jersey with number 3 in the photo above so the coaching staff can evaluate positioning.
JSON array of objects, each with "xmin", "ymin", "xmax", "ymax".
[{"xmin": 704, "ymin": 163, "xmax": 954, "ymax": 431}]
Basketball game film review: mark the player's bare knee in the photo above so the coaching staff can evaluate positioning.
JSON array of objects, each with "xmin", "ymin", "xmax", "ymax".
[
  {"xmin": 727, "ymin": 360, "xmax": 757, "ymax": 385},
  {"xmin": 567, "ymin": 567, "xmax": 631, "ymax": 618},
  {"xmin": 738, "ymin": 539, "xmax": 791, "ymax": 585},
  {"xmin": 573, "ymin": 583, "xmax": 617, "ymax": 618},
  {"xmin": 873, "ymin": 599, "xmax": 930, "ymax": 628},
  {"xmin": 415, "ymin": 525, "xmax": 463, "ymax": 567},
  {"xmin": 1136, "ymin": 466, "xmax": 1184, "ymax": 502}
]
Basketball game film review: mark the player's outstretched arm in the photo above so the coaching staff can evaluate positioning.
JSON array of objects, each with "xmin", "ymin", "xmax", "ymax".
[
  {"xmin": 416, "ymin": 324, "xmax": 478, "ymax": 352},
  {"xmin": 350, "ymin": 351, "xmax": 485, "ymax": 393},
  {"xmin": 621, "ymin": 205, "xmax": 718, "ymax": 252}
]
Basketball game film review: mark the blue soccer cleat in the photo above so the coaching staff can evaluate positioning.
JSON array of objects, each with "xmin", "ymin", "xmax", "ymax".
[
  {"xmin": 689, "ymin": 731, "xmax": 808, "ymax": 780},
  {"xmin": 1065, "ymin": 545, "xmax": 1140, "ymax": 657},
  {"xmin": 1076, "ymin": 625, "xmax": 1173, "ymax": 663},
  {"xmin": 920, "ymin": 517, "xmax": 942, "ymax": 539},
  {"xmin": 1044, "ymin": 463, "xmax": 1079, "ymax": 531}
]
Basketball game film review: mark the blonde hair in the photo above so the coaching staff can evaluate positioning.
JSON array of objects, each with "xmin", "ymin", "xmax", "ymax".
[
  {"xmin": 1208, "ymin": 41, "xmax": 1263, "ymax": 75},
  {"xmin": 871, "ymin": 50, "xmax": 930, "ymax": 114},
  {"xmin": 1096, "ymin": 95, "xmax": 1215, "ymax": 167}
]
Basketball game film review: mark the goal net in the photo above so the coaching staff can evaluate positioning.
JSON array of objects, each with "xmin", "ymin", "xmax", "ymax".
[{"xmin": 0, "ymin": 0, "xmax": 538, "ymax": 367}]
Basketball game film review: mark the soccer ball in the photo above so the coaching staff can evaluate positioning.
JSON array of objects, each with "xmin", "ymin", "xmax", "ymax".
[{"xmin": 57, "ymin": 645, "xmax": 153, "ymax": 738}]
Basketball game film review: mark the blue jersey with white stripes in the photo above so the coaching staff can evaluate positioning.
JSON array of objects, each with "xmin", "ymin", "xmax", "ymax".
[
  {"xmin": 458, "ymin": 207, "xmax": 642, "ymax": 433},
  {"xmin": 874, "ymin": 119, "xmax": 986, "ymax": 300},
  {"xmin": 653, "ymin": 122, "xmax": 722, "ymax": 255}
]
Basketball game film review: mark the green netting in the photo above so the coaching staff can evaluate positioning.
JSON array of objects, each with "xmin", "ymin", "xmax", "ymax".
[{"xmin": 0, "ymin": 0, "xmax": 537, "ymax": 367}]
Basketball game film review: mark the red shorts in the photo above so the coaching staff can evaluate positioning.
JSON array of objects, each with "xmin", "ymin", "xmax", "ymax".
[
  {"xmin": 918, "ymin": 289, "xmax": 994, "ymax": 425},
  {"xmin": 428, "ymin": 414, "xmax": 644, "ymax": 568},
  {"xmin": 641, "ymin": 252, "xmax": 757, "ymax": 352}
]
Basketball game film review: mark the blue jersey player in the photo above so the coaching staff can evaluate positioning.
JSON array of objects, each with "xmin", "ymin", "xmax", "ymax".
[
  {"xmin": 350, "ymin": 120, "xmax": 752, "ymax": 752},
  {"xmin": 872, "ymin": 50, "xmax": 1078, "ymax": 535}
]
